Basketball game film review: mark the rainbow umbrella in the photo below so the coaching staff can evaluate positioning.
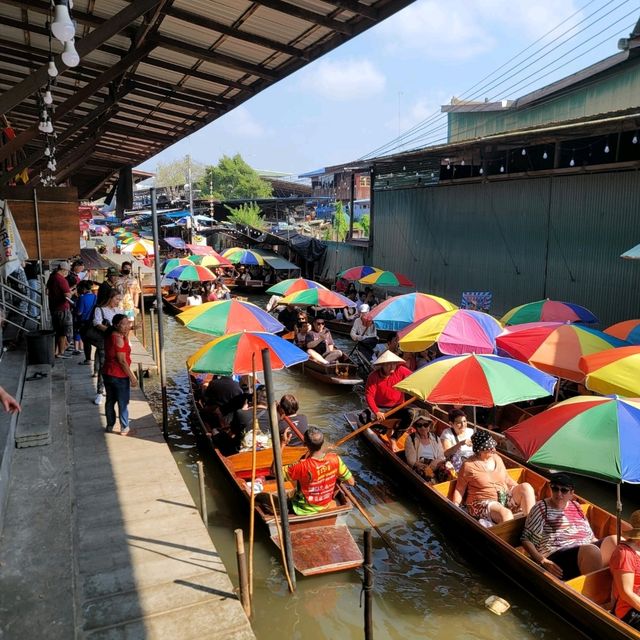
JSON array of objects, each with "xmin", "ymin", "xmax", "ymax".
[
  {"xmin": 163, "ymin": 258, "xmax": 192, "ymax": 274},
  {"xmin": 505, "ymin": 396, "xmax": 640, "ymax": 484},
  {"xmin": 366, "ymin": 292, "xmax": 457, "ymax": 331},
  {"xmin": 395, "ymin": 353, "xmax": 556, "ymax": 407},
  {"xmin": 169, "ymin": 265, "xmax": 217, "ymax": 282},
  {"xmin": 621, "ymin": 243, "xmax": 640, "ymax": 259},
  {"xmin": 338, "ymin": 266, "xmax": 381, "ymax": 281},
  {"xmin": 358, "ymin": 270, "xmax": 414, "ymax": 287},
  {"xmin": 398, "ymin": 310, "xmax": 503, "ymax": 355},
  {"xmin": 222, "ymin": 247, "xmax": 265, "ymax": 266},
  {"xmin": 496, "ymin": 323, "xmax": 627, "ymax": 381},
  {"xmin": 112, "ymin": 226, "xmax": 126, "ymax": 234},
  {"xmin": 177, "ymin": 300, "xmax": 284, "ymax": 336},
  {"xmin": 579, "ymin": 346, "xmax": 640, "ymax": 397},
  {"xmin": 501, "ymin": 299, "xmax": 597, "ymax": 325},
  {"xmin": 121, "ymin": 239, "xmax": 154, "ymax": 255},
  {"xmin": 279, "ymin": 288, "xmax": 356, "ymax": 308},
  {"xmin": 187, "ymin": 253, "xmax": 232, "ymax": 267},
  {"xmin": 186, "ymin": 331, "xmax": 308, "ymax": 376},
  {"xmin": 605, "ymin": 320, "xmax": 640, "ymax": 345},
  {"xmin": 266, "ymin": 278, "xmax": 328, "ymax": 296}
]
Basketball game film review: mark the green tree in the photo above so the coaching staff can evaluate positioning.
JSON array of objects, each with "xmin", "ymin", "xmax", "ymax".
[
  {"xmin": 199, "ymin": 154, "xmax": 272, "ymax": 200},
  {"xmin": 224, "ymin": 202, "xmax": 266, "ymax": 231},
  {"xmin": 155, "ymin": 155, "xmax": 205, "ymax": 188},
  {"xmin": 359, "ymin": 213, "xmax": 370, "ymax": 237},
  {"xmin": 333, "ymin": 201, "xmax": 349, "ymax": 242}
]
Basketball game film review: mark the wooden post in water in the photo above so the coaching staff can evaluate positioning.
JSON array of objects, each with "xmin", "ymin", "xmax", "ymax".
[
  {"xmin": 234, "ymin": 529, "xmax": 251, "ymax": 617},
  {"xmin": 363, "ymin": 528, "xmax": 374, "ymax": 640},
  {"xmin": 137, "ymin": 362, "xmax": 144, "ymax": 393},
  {"xmin": 261, "ymin": 347, "xmax": 296, "ymax": 591},
  {"xmin": 137, "ymin": 269, "xmax": 146, "ymax": 349},
  {"xmin": 149, "ymin": 307, "xmax": 156, "ymax": 362},
  {"xmin": 197, "ymin": 460, "xmax": 208, "ymax": 527}
]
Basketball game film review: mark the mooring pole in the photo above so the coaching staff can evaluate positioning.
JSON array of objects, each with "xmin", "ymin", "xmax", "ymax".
[
  {"xmin": 150, "ymin": 187, "xmax": 168, "ymax": 438},
  {"xmin": 197, "ymin": 460, "xmax": 208, "ymax": 526},
  {"xmin": 364, "ymin": 528, "xmax": 374, "ymax": 640},
  {"xmin": 261, "ymin": 347, "xmax": 296, "ymax": 590},
  {"xmin": 234, "ymin": 529, "xmax": 251, "ymax": 617}
]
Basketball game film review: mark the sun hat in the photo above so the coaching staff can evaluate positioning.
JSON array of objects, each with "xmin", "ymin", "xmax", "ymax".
[
  {"xmin": 372, "ymin": 350, "xmax": 405, "ymax": 366},
  {"xmin": 549, "ymin": 472, "xmax": 575, "ymax": 488},
  {"xmin": 106, "ymin": 267, "xmax": 118, "ymax": 276},
  {"xmin": 471, "ymin": 430, "xmax": 497, "ymax": 453},
  {"xmin": 623, "ymin": 510, "xmax": 640, "ymax": 540},
  {"xmin": 359, "ymin": 303, "xmax": 370, "ymax": 313}
]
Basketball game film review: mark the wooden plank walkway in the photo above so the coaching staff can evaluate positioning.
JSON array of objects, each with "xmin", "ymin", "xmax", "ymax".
[{"xmin": 0, "ymin": 354, "xmax": 254, "ymax": 640}]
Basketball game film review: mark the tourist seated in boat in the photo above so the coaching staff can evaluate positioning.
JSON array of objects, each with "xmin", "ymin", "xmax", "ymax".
[
  {"xmin": 208, "ymin": 279, "xmax": 231, "ymax": 301},
  {"xmin": 335, "ymin": 277, "xmax": 348, "ymax": 293},
  {"xmin": 236, "ymin": 266, "xmax": 251, "ymax": 284},
  {"xmin": 343, "ymin": 292, "xmax": 359, "ymax": 321},
  {"xmin": 277, "ymin": 394, "xmax": 308, "ymax": 446},
  {"xmin": 277, "ymin": 303, "xmax": 300, "ymax": 332},
  {"xmin": 304, "ymin": 318, "xmax": 344, "ymax": 364},
  {"xmin": 186, "ymin": 288, "xmax": 203, "ymax": 306},
  {"xmin": 266, "ymin": 293, "xmax": 283, "ymax": 313},
  {"xmin": 440, "ymin": 409, "xmax": 475, "ymax": 472},
  {"xmin": 361, "ymin": 351, "xmax": 413, "ymax": 437},
  {"xmin": 609, "ymin": 510, "xmax": 640, "ymax": 629},
  {"xmin": 372, "ymin": 332, "xmax": 400, "ymax": 362},
  {"xmin": 201, "ymin": 375, "xmax": 248, "ymax": 452},
  {"xmin": 233, "ymin": 386, "xmax": 272, "ymax": 451},
  {"xmin": 522, "ymin": 472, "xmax": 617, "ymax": 580},
  {"xmin": 362, "ymin": 287, "xmax": 378, "ymax": 308},
  {"xmin": 278, "ymin": 426, "xmax": 354, "ymax": 515},
  {"xmin": 176, "ymin": 282, "xmax": 190, "ymax": 306},
  {"xmin": 404, "ymin": 412, "xmax": 455, "ymax": 482},
  {"xmin": 349, "ymin": 304, "xmax": 378, "ymax": 360},
  {"xmin": 453, "ymin": 431, "xmax": 535, "ymax": 525}
]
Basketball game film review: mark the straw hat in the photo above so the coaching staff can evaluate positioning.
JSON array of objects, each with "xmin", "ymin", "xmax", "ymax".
[
  {"xmin": 372, "ymin": 350, "xmax": 405, "ymax": 366},
  {"xmin": 623, "ymin": 510, "xmax": 640, "ymax": 540}
]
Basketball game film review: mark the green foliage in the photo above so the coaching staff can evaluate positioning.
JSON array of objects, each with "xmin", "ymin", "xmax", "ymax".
[
  {"xmin": 359, "ymin": 214, "xmax": 370, "ymax": 237},
  {"xmin": 224, "ymin": 202, "xmax": 266, "ymax": 231},
  {"xmin": 332, "ymin": 201, "xmax": 349, "ymax": 242},
  {"xmin": 199, "ymin": 154, "xmax": 273, "ymax": 200},
  {"xmin": 155, "ymin": 155, "xmax": 205, "ymax": 188}
]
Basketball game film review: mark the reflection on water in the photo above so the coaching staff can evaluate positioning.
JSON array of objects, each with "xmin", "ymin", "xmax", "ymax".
[{"xmin": 139, "ymin": 295, "xmax": 635, "ymax": 640}]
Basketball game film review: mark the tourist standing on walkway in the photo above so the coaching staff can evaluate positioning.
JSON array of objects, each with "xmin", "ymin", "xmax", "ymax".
[
  {"xmin": 75, "ymin": 281, "xmax": 97, "ymax": 364},
  {"xmin": 47, "ymin": 261, "xmax": 73, "ymax": 358},
  {"xmin": 117, "ymin": 261, "xmax": 141, "ymax": 320},
  {"xmin": 102, "ymin": 314, "xmax": 137, "ymax": 435}
]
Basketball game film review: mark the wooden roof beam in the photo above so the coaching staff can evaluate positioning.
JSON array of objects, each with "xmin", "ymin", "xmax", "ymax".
[
  {"xmin": 250, "ymin": 0, "xmax": 353, "ymax": 35},
  {"xmin": 0, "ymin": 0, "xmax": 161, "ymax": 117},
  {"xmin": 105, "ymin": 122, "xmax": 175, "ymax": 143},
  {"xmin": 320, "ymin": 0, "xmax": 378, "ymax": 20},
  {"xmin": 156, "ymin": 35, "xmax": 279, "ymax": 81}
]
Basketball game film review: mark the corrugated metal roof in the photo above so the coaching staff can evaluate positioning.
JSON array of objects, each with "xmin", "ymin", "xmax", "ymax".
[{"xmin": 0, "ymin": 0, "xmax": 414, "ymax": 198}]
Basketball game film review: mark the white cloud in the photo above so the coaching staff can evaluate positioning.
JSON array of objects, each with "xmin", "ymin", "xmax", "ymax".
[
  {"xmin": 299, "ymin": 58, "xmax": 386, "ymax": 101},
  {"xmin": 219, "ymin": 106, "xmax": 268, "ymax": 138},
  {"xmin": 378, "ymin": 0, "xmax": 581, "ymax": 60}
]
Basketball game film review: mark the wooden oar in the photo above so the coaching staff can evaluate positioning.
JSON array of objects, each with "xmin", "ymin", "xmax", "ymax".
[
  {"xmin": 335, "ymin": 397, "xmax": 415, "ymax": 446},
  {"xmin": 340, "ymin": 483, "xmax": 394, "ymax": 549}
]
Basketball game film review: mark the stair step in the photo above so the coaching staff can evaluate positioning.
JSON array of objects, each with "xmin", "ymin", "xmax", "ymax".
[{"xmin": 15, "ymin": 364, "xmax": 52, "ymax": 448}]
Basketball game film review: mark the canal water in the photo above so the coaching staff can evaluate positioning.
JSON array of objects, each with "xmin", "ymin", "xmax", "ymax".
[{"xmin": 140, "ymin": 296, "xmax": 636, "ymax": 640}]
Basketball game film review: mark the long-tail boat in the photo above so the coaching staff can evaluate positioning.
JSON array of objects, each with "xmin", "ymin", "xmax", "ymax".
[
  {"xmin": 187, "ymin": 374, "xmax": 363, "ymax": 576},
  {"xmin": 343, "ymin": 412, "xmax": 638, "ymax": 639}
]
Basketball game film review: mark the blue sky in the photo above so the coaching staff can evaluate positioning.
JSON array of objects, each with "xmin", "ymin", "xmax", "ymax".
[{"xmin": 138, "ymin": 0, "xmax": 639, "ymax": 177}]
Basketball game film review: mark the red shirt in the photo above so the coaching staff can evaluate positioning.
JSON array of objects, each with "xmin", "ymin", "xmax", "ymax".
[
  {"xmin": 610, "ymin": 543, "xmax": 640, "ymax": 619},
  {"xmin": 47, "ymin": 271, "xmax": 71, "ymax": 312},
  {"xmin": 102, "ymin": 332, "xmax": 131, "ymax": 378},
  {"xmin": 365, "ymin": 365, "xmax": 412, "ymax": 413}
]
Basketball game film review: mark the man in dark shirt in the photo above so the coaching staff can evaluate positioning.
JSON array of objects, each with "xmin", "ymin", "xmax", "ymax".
[
  {"xmin": 97, "ymin": 267, "xmax": 119, "ymax": 306},
  {"xmin": 277, "ymin": 304, "xmax": 299, "ymax": 332},
  {"xmin": 203, "ymin": 376, "xmax": 245, "ymax": 418},
  {"xmin": 47, "ymin": 261, "xmax": 73, "ymax": 357}
]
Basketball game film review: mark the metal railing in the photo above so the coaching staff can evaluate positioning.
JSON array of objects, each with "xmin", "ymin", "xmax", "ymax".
[{"xmin": 0, "ymin": 274, "xmax": 49, "ymax": 332}]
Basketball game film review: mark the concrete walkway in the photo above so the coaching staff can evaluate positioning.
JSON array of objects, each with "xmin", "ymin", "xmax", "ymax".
[{"xmin": 0, "ymin": 355, "xmax": 254, "ymax": 640}]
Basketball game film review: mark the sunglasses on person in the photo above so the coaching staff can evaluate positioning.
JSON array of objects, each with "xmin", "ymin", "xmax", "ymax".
[
  {"xmin": 314, "ymin": 321, "xmax": 325, "ymax": 326},
  {"xmin": 550, "ymin": 484, "xmax": 572, "ymax": 494}
]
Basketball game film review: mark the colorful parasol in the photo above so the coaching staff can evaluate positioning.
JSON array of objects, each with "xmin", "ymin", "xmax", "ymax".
[
  {"xmin": 222, "ymin": 247, "xmax": 265, "ymax": 265},
  {"xmin": 121, "ymin": 239, "xmax": 154, "ymax": 255},
  {"xmin": 605, "ymin": 320, "xmax": 640, "ymax": 345},
  {"xmin": 279, "ymin": 288, "xmax": 356, "ymax": 308},
  {"xmin": 501, "ymin": 299, "xmax": 597, "ymax": 325},
  {"xmin": 358, "ymin": 270, "xmax": 414, "ymax": 287},
  {"xmin": 163, "ymin": 258, "xmax": 192, "ymax": 274},
  {"xmin": 338, "ymin": 266, "xmax": 381, "ymax": 281},
  {"xmin": 505, "ymin": 396, "xmax": 640, "ymax": 483},
  {"xmin": 170, "ymin": 265, "xmax": 217, "ymax": 282},
  {"xmin": 621, "ymin": 243, "xmax": 640, "ymax": 260},
  {"xmin": 266, "ymin": 278, "xmax": 328, "ymax": 296},
  {"xmin": 186, "ymin": 331, "xmax": 308, "ymax": 376},
  {"xmin": 496, "ymin": 323, "xmax": 627, "ymax": 381},
  {"xmin": 394, "ymin": 353, "xmax": 556, "ymax": 407},
  {"xmin": 398, "ymin": 309, "xmax": 502, "ymax": 355},
  {"xmin": 366, "ymin": 292, "xmax": 457, "ymax": 331},
  {"xmin": 187, "ymin": 253, "xmax": 232, "ymax": 267},
  {"xmin": 579, "ymin": 346, "xmax": 640, "ymax": 397},
  {"xmin": 177, "ymin": 300, "xmax": 285, "ymax": 336}
]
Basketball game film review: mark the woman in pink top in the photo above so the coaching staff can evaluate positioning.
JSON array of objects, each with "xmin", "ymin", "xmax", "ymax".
[{"xmin": 453, "ymin": 431, "xmax": 535, "ymax": 524}]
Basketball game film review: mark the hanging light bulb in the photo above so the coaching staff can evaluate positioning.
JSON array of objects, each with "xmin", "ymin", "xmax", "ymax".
[
  {"xmin": 499, "ymin": 165, "xmax": 505, "ymax": 173},
  {"xmin": 43, "ymin": 89, "xmax": 53, "ymax": 105},
  {"xmin": 44, "ymin": 146, "xmax": 51, "ymax": 157},
  {"xmin": 633, "ymin": 135, "xmax": 638, "ymax": 145},
  {"xmin": 446, "ymin": 163, "xmax": 451, "ymax": 170},
  {"xmin": 604, "ymin": 144, "xmax": 610, "ymax": 154},
  {"xmin": 569, "ymin": 157, "xmax": 575, "ymax": 167},
  {"xmin": 47, "ymin": 58, "xmax": 58, "ymax": 78},
  {"xmin": 521, "ymin": 148, "xmax": 526, "ymax": 156},
  {"xmin": 461, "ymin": 159, "xmax": 465, "ymax": 166},
  {"xmin": 479, "ymin": 167, "xmax": 484, "ymax": 175},
  {"xmin": 47, "ymin": 160, "xmax": 55, "ymax": 171},
  {"xmin": 44, "ymin": 120, "xmax": 54, "ymax": 134},
  {"xmin": 51, "ymin": 1, "xmax": 75, "ymax": 44},
  {"xmin": 542, "ymin": 151, "xmax": 548, "ymax": 160},
  {"xmin": 38, "ymin": 119, "xmax": 47, "ymax": 133},
  {"xmin": 61, "ymin": 39, "xmax": 80, "ymax": 68}
]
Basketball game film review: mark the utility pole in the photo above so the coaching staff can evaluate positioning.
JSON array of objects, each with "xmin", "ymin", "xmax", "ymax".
[{"xmin": 187, "ymin": 154, "xmax": 194, "ymax": 244}]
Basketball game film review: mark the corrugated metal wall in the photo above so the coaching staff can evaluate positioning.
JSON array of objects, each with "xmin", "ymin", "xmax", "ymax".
[
  {"xmin": 318, "ymin": 240, "xmax": 371, "ymax": 281},
  {"xmin": 366, "ymin": 169, "xmax": 640, "ymax": 326}
]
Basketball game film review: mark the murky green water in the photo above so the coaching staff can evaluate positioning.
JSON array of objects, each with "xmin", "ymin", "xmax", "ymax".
[{"xmin": 140, "ymin": 295, "xmax": 638, "ymax": 640}]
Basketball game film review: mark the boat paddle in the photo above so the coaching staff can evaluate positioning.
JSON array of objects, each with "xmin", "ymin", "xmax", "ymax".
[
  {"xmin": 339, "ymin": 483, "xmax": 395, "ymax": 549},
  {"xmin": 335, "ymin": 397, "xmax": 416, "ymax": 447}
]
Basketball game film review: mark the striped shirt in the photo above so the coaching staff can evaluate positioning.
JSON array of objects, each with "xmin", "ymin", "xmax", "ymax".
[{"xmin": 522, "ymin": 499, "xmax": 594, "ymax": 557}]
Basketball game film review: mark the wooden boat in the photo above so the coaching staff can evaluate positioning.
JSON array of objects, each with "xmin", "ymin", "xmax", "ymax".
[
  {"xmin": 161, "ymin": 292, "xmax": 186, "ymax": 316},
  {"xmin": 325, "ymin": 318, "xmax": 392, "ymax": 341},
  {"xmin": 187, "ymin": 375, "xmax": 363, "ymax": 576},
  {"xmin": 343, "ymin": 412, "xmax": 638, "ymax": 640},
  {"xmin": 302, "ymin": 358, "xmax": 364, "ymax": 386}
]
